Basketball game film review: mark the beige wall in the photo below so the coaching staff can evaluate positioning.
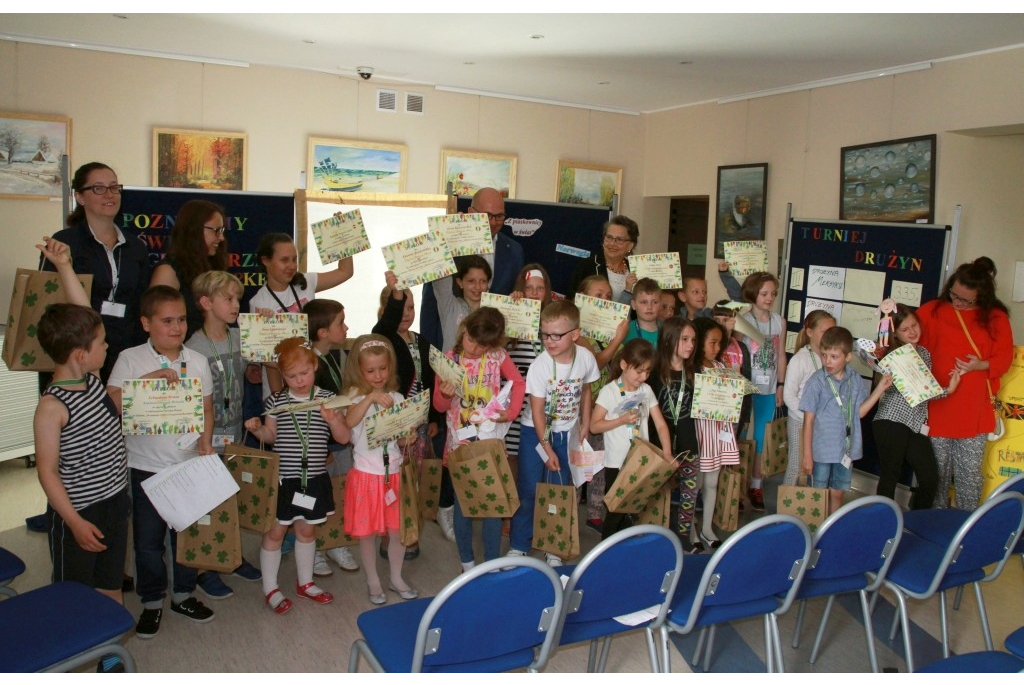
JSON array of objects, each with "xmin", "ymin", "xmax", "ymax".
[
  {"xmin": 643, "ymin": 48, "xmax": 1024, "ymax": 340},
  {"xmin": 1, "ymin": 40, "xmax": 1022, "ymax": 338}
]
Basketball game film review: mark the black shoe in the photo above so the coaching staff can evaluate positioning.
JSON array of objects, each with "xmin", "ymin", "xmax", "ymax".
[
  {"xmin": 404, "ymin": 545, "xmax": 420, "ymax": 560},
  {"xmin": 170, "ymin": 597, "xmax": 215, "ymax": 623},
  {"xmin": 121, "ymin": 574, "xmax": 135, "ymax": 594},
  {"xmin": 25, "ymin": 513, "xmax": 47, "ymax": 533},
  {"xmin": 136, "ymin": 608, "xmax": 162, "ymax": 639}
]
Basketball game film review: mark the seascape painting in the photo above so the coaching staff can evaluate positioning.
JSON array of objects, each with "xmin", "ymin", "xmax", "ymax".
[
  {"xmin": 308, "ymin": 138, "xmax": 407, "ymax": 194},
  {"xmin": 0, "ymin": 112, "xmax": 70, "ymax": 200},
  {"xmin": 440, "ymin": 149, "xmax": 516, "ymax": 198}
]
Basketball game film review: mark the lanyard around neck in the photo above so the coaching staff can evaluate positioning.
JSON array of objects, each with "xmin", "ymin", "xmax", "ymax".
[
  {"xmin": 203, "ymin": 326, "xmax": 235, "ymax": 410},
  {"xmin": 149, "ymin": 341, "xmax": 186, "ymax": 378},
  {"xmin": 824, "ymin": 373, "xmax": 853, "ymax": 453},
  {"xmin": 267, "ymin": 283, "xmax": 301, "ymax": 313},
  {"xmin": 317, "ymin": 349, "xmax": 344, "ymax": 393},
  {"xmin": 288, "ymin": 387, "xmax": 315, "ymax": 490},
  {"xmin": 544, "ymin": 346, "xmax": 576, "ymax": 440}
]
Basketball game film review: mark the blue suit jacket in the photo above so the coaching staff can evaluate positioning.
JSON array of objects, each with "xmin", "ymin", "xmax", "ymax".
[{"xmin": 419, "ymin": 232, "xmax": 524, "ymax": 348}]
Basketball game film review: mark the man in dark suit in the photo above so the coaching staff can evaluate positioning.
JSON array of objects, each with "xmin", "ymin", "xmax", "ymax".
[{"xmin": 420, "ymin": 186, "xmax": 524, "ymax": 347}]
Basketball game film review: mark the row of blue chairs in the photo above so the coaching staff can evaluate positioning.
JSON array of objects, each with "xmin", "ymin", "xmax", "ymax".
[{"xmin": 349, "ymin": 473, "xmax": 1024, "ymax": 674}]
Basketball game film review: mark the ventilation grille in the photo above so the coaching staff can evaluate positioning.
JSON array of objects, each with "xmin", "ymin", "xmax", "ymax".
[
  {"xmin": 376, "ymin": 89, "xmax": 397, "ymax": 113},
  {"xmin": 405, "ymin": 92, "xmax": 424, "ymax": 115}
]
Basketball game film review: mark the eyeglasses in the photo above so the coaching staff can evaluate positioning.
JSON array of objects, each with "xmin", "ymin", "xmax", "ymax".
[
  {"xmin": 204, "ymin": 225, "xmax": 227, "ymax": 237},
  {"xmin": 81, "ymin": 184, "xmax": 124, "ymax": 196},
  {"xmin": 469, "ymin": 207, "xmax": 506, "ymax": 223},
  {"xmin": 539, "ymin": 327, "xmax": 578, "ymax": 341},
  {"xmin": 949, "ymin": 291, "xmax": 977, "ymax": 306},
  {"xmin": 603, "ymin": 235, "xmax": 632, "ymax": 245}
]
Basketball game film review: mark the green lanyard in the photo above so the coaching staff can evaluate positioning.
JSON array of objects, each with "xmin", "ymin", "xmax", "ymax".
[
  {"xmin": 544, "ymin": 347, "xmax": 576, "ymax": 442},
  {"xmin": 665, "ymin": 372, "xmax": 686, "ymax": 424},
  {"xmin": 824, "ymin": 372, "xmax": 853, "ymax": 456},
  {"xmin": 617, "ymin": 379, "xmax": 641, "ymax": 443},
  {"xmin": 317, "ymin": 349, "xmax": 344, "ymax": 393},
  {"xmin": 202, "ymin": 326, "xmax": 236, "ymax": 412},
  {"xmin": 288, "ymin": 387, "xmax": 315, "ymax": 490},
  {"xmin": 808, "ymin": 345, "xmax": 821, "ymax": 371},
  {"xmin": 371, "ymin": 401, "xmax": 391, "ymax": 479}
]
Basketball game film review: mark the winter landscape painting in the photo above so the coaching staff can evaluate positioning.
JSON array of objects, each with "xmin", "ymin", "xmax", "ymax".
[{"xmin": 0, "ymin": 111, "xmax": 71, "ymax": 200}]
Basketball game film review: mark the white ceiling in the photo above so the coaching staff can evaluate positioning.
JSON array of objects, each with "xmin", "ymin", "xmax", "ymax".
[{"xmin": 4, "ymin": 13, "xmax": 1024, "ymax": 113}]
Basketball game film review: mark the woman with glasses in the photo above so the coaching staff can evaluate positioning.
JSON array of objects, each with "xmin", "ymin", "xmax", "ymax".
[
  {"xmin": 569, "ymin": 215, "xmax": 640, "ymax": 303},
  {"xmin": 43, "ymin": 162, "xmax": 151, "ymax": 382},
  {"xmin": 150, "ymin": 199, "xmax": 230, "ymax": 337},
  {"xmin": 917, "ymin": 256, "xmax": 1012, "ymax": 510}
]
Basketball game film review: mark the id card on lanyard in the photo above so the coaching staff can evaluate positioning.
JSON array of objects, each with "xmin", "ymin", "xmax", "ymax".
[{"xmin": 290, "ymin": 388, "xmax": 316, "ymax": 509}]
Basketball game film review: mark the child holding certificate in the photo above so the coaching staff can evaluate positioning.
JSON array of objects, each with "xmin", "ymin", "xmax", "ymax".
[
  {"xmin": 433, "ymin": 307, "xmax": 526, "ymax": 572},
  {"xmin": 107, "ymin": 286, "xmax": 215, "ymax": 638},
  {"xmin": 590, "ymin": 339, "xmax": 672, "ymax": 539},
  {"xmin": 691, "ymin": 318, "xmax": 741, "ymax": 551},
  {"xmin": 341, "ymin": 335, "xmax": 418, "ymax": 605},
  {"xmin": 873, "ymin": 304, "xmax": 959, "ymax": 509},
  {"xmin": 243, "ymin": 337, "xmax": 351, "ymax": 615},
  {"xmin": 800, "ymin": 327, "xmax": 891, "ymax": 515},
  {"xmin": 782, "ymin": 310, "xmax": 836, "ymax": 487},
  {"xmin": 649, "ymin": 317, "xmax": 699, "ymax": 544}
]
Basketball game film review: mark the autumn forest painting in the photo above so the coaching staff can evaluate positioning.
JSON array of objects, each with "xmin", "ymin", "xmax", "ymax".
[{"xmin": 153, "ymin": 128, "xmax": 247, "ymax": 190}]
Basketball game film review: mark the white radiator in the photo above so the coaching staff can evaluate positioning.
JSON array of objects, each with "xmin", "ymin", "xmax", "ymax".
[{"xmin": 0, "ymin": 330, "xmax": 38, "ymax": 462}]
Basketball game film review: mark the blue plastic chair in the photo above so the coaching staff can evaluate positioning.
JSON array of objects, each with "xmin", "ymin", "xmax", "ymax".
[
  {"xmin": 552, "ymin": 524, "xmax": 683, "ymax": 672},
  {"xmin": 878, "ymin": 491, "xmax": 1024, "ymax": 673},
  {"xmin": 0, "ymin": 547, "xmax": 26, "ymax": 598},
  {"xmin": 0, "ymin": 581, "xmax": 137, "ymax": 672},
  {"xmin": 790, "ymin": 496, "xmax": 902, "ymax": 673},
  {"xmin": 916, "ymin": 651, "xmax": 1024, "ymax": 673},
  {"xmin": 1005, "ymin": 626, "xmax": 1024, "ymax": 659},
  {"xmin": 348, "ymin": 556, "xmax": 564, "ymax": 673},
  {"xmin": 650, "ymin": 515, "xmax": 812, "ymax": 673}
]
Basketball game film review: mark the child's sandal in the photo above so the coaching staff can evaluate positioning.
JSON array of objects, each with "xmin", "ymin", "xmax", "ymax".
[
  {"xmin": 265, "ymin": 588, "xmax": 293, "ymax": 615},
  {"xmin": 296, "ymin": 581, "xmax": 334, "ymax": 604}
]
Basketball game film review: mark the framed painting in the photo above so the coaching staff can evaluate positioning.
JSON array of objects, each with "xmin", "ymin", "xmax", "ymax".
[
  {"xmin": 440, "ymin": 149, "xmax": 517, "ymax": 198},
  {"xmin": 840, "ymin": 134, "xmax": 936, "ymax": 223},
  {"xmin": 714, "ymin": 163, "xmax": 768, "ymax": 259},
  {"xmin": 0, "ymin": 111, "xmax": 71, "ymax": 200},
  {"xmin": 307, "ymin": 137, "xmax": 407, "ymax": 194},
  {"xmin": 556, "ymin": 160, "xmax": 621, "ymax": 207},
  {"xmin": 153, "ymin": 128, "xmax": 247, "ymax": 190}
]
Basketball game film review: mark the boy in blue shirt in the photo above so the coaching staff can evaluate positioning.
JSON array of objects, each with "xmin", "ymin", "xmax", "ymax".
[{"xmin": 800, "ymin": 326, "xmax": 890, "ymax": 515}]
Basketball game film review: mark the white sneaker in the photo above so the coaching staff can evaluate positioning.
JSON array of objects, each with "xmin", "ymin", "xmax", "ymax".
[
  {"xmin": 461, "ymin": 561, "xmax": 476, "ymax": 573},
  {"xmin": 544, "ymin": 553, "xmax": 562, "ymax": 567},
  {"xmin": 327, "ymin": 546, "xmax": 359, "ymax": 572},
  {"xmin": 313, "ymin": 551, "xmax": 333, "ymax": 577},
  {"xmin": 505, "ymin": 548, "xmax": 527, "ymax": 557},
  {"xmin": 438, "ymin": 506, "xmax": 456, "ymax": 542}
]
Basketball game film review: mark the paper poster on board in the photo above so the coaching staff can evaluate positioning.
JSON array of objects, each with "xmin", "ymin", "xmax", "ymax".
[
  {"xmin": 790, "ymin": 267, "xmax": 805, "ymax": 291},
  {"xmin": 806, "ymin": 266, "xmax": 846, "ymax": 300},
  {"xmin": 804, "ymin": 297, "xmax": 843, "ymax": 321},
  {"xmin": 843, "ymin": 268, "xmax": 887, "ymax": 306},
  {"xmin": 840, "ymin": 303, "xmax": 880, "ymax": 341}
]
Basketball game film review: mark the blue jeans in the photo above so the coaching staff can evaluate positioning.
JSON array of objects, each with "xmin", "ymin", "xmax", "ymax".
[
  {"xmin": 131, "ymin": 468, "xmax": 198, "ymax": 607},
  {"xmin": 509, "ymin": 428, "xmax": 572, "ymax": 554},
  {"xmin": 453, "ymin": 496, "xmax": 502, "ymax": 564}
]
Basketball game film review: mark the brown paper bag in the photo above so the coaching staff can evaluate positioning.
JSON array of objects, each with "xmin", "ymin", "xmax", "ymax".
[
  {"xmin": 176, "ymin": 494, "xmax": 242, "ymax": 573},
  {"xmin": 399, "ymin": 459, "xmax": 421, "ymax": 547},
  {"xmin": 448, "ymin": 439, "xmax": 520, "ymax": 518},
  {"xmin": 736, "ymin": 439, "xmax": 756, "ymax": 495},
  {"xmin": 761, "ymin": 411, "xmax": 788, "ymax": 477},
  {"xmin": 777, "ymin": 476, "xmax": 828, "ymax": 534},
  {"xmin": 315, "ymin": 475, "xmax": 358, "ymax": 550},
  {"xmin": 532, "ymin": 478, "xmax": 578, "ymax": 560},
  {"xmin": 223, "ymin": 441, "xmax": 279, "ymax": 534},
  {"xmin": 418, "ymin": 458, "xmax": 443, "ymax": 521},
  {"xmin": 3, "ymin": 268, "xmax": 92, "ymax": 371},
  {"xmin": 603, "ymin": 438, "xmax": 680, "ymax": 514},
  {"xmin": 636, "ymin": 481, "xmax": 672, "ymax": 528},
  {"xmin": 712, "ymin": 466, "xmax": 742, "ymax": 532}
]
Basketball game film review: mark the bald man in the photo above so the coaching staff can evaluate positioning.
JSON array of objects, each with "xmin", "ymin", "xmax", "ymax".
[{"xmin": 420, "ymin": 187, "xmax": 525, "ymax": 347}]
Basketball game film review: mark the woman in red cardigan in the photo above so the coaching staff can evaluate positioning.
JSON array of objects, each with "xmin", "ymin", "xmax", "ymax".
[{"xmin": 918, "ymin": 257, "xmax": 1013, "ymax": 511}]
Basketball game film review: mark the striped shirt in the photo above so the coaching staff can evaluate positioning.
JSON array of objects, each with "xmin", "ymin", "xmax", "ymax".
[
  {"xmin": 45, "ymin": 374, "xmax": 128, "ymax": 510},
  {"xmin": 506, "ymin": 338, "xmax": 542, "ymax": 456},
  {"xmin": 265, "ymin": 387, "xmax": 335, "ymax": 480}
]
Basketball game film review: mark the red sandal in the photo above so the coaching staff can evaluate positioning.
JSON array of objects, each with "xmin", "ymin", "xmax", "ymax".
[
  {"xmin": 296, "ymin": 581, "xmax": 334, "ymax": 604},
  {"xmin": 265, "ymin": 589, "xmax": 293, "ymax": 615}
]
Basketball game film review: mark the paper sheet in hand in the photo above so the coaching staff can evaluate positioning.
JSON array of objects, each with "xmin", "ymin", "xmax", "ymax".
[
  {"xmin": 691, "ymin": 373, "xmax": 744, "ymax": 423},
  {"xmin": 310, "ymin": 208, "xmax": 371, "ymax": 264},
  {"xmin": 428, "ymin": 346, "xmax": 466, "ymax": 397},
  {"xmin": 239, "ymin": 312, "xmax": 308, "ymax": 362},
  {"xmin": 428, "ymin": 213, "xmax": 493, "ymax": 257},
  {"xmin": 733, "ymin": 315, "xmax": 765, "ymax": 345},
  {"xmin": 381, "ymin": 231, "xmax": 457, "ymax": 289},
  {"xmin": 141, "ymin": 454, "xmax": 240, "ymax": 531},
  {"xmin": 121, "ymin": 377, "xmax": 205, "ymax": 436},
  {"xmin": 878, "ymin": 343, "xmax": 943, "ymax": 408},
  {"xmin": 569, "ymin": 438, "xmax": 603, "ymax": 487},
  {"xmin": 265, "ymin": 394, "xmax": 354, "ymax": 416},
  {"xmin": 365, "ymin": 390, "xmax": 430, "ymax": 448},
  {"xmin": 627, "ymin": 252, "xmax": 682, "ymax": 289},
  {"xmin": 481, "ymin": 292, "xmax": 540, "ymax": 341},
  {"xmin": 575, "ymin": 292, "xmax": 630, "ymax": 344}
]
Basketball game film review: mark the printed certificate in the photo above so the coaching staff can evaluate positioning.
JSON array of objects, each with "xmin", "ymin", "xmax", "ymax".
[
  {"xmin": 428, "ymin": 213, "xmax": 493, "ymax": 257},
  {"xmin": 381, "ymin": 231, "xmax": 457, "ymax": 289},
  {"xmin": 310, "ymin": 208, "xmax": 370, "ymax": 264},
  {"xmin": 723, "ymin": 240, "xmax": 769, "ymax": 279},
  {"xmin": 238, "ymin": 313, "xmax": 308, "ymax": 363},
  {"xmin": 703, "ymin": 366, "xmax": 759, "ymax": 395},
  {"xmin": 627, "ymin": 252, "xmax": 683, "ymax": 289},
  {"xmin": 878, "ymin": 343, "xmax": 943, "ymax": 408},
  {"xmin": 365, "ymin": 390, "xmax": 430, "ymax": 448},
  {"xmin": 575, "ymin": 293, "xmax": 630, "ymax": 344},
  {"xmin": 264, "ymin": 394, "xmax": 354, "ymax": 416},
  {"xmin": 121, "ymin": 377, "xmax": 205, "ymax": 436},
  {"xmin": 691, "ymin": 373, "xmax": 745, "ymax": 423},
  {"xmin": 481, "ymin": 292, "xmax": 540, "ymax": 341},
  {"xmin": 428, "ymin": 346, "xmax": 467, "ymax": 397}
]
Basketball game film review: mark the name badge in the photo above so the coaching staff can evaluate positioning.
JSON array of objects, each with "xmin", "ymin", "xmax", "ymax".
[
  {"xmin": 753, "ymin": 371, "xmax": 770, "ymax": 386},
  {"xmin": 212, "ymin": 434, "xmax": 232, "ymax": 449},
  {"xmin": 292, "ymin": 492, "xmax": 316, "ymax": 510},
  {"xmin": 840, "ymin": 454, "xmax": 852, "ymax": 470},
  {"xmin": 176, "ymin": 433, "xmax": 200, "ymax": 450},
  {"xmin": 919, "ymin": 424, "xmax": 930, "ymax": 436},
  {"xmin": 101, "ymin": 300, "xmax": 126, "ymax": 317},
  {"xmin": 383, "ymin": 489, "xmax": 397, "ymax": 506}
]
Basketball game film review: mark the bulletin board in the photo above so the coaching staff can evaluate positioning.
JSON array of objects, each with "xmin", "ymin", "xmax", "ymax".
[{"xmin": 781, "ymin": 217, "xmax": 955, "ymax": 480}]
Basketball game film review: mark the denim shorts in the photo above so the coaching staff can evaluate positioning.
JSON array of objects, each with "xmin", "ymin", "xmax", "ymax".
[{"xmin": 812, "ymin": 461, "xmax": 852, "ymax": 491}]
